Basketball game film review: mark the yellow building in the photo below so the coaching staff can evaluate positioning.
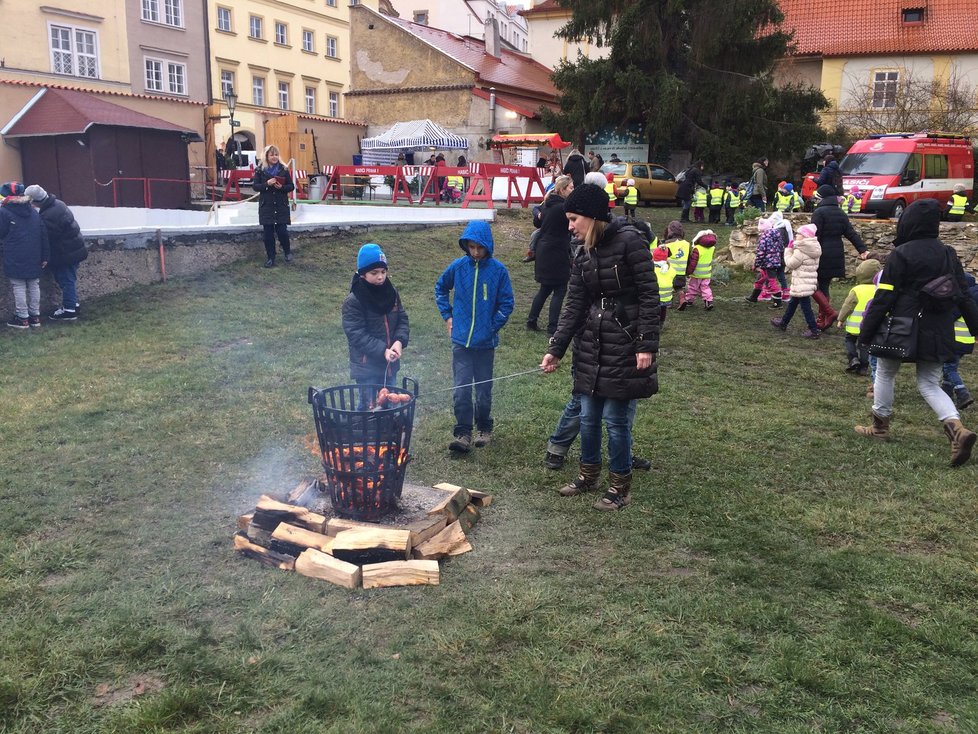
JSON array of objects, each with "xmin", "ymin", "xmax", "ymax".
[{"xmin": 519, "ymin": 0, "xmax": 609, "ymax": 70}]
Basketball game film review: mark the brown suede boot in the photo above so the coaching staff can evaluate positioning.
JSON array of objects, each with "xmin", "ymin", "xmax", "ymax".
[
  {"xmin": 942, "ymin": 418, "xmax": 977, "ymax": 467},
  {"xmin": 593, "ymin": 471, "xmax": 632, "ymax": 511},
  {"xmin": 854, "ymin": 412, "xmax": 891, "ymax": 441},
  {"xmin": 559, "ymin": 462, "xmax": 601, "ymax": 496}
]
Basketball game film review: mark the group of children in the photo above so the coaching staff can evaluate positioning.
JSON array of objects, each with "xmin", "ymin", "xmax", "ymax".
[{"xmin": 689, "ymin": 180, "xmax": 744, "ymax": 225}]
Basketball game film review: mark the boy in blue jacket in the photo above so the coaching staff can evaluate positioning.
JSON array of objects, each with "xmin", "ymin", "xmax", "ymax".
[{"xmin": 435, "ymin": 221, "xmax": 514, "ymax": 453}]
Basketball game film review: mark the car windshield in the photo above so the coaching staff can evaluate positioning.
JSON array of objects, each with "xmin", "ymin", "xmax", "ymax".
[
  {"xmin": 600, "ymin": 163, "xmax": 627, "ymax": 175},
  {"xmin": 839, "ymin": 152, "xmax": 910, "ymax": 176}
]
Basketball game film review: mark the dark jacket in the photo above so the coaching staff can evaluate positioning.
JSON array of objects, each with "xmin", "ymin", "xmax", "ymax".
[
  {"xmin": 548, "ymin": 219, "xmax": 660, "ymax": 399},
  {"xmin": 860, "ymin": 199, "xmax": 978, "ymax": 363},
  {"xmin": 816, "ymin": 160, "xmax": 844, "ymax": 194},
  {"xmin": 0, "ymin": 196, "xmax": 50, "ymax": 280},
  {"xmin": 534, "ymin": 194, "xmax": 572, "ymax": 286},
  {"xmin": 36, "ymin": 195, "xmax": 87, "ymax": 268},
  {"xmin": 811, "ymin": 196, "xmax": 866, "ymax": 280},
  {"xmin": 253, "ymin": 165, "xmax": 295, "ymax": 225},
  {"xmin": 676, "ymin": 167, "xmax": 704, "ymax": 201},
  {"xmin": 563, "ymin": 153, "xmax": 588, "ymax": 187},
  {"xmin": 342, "ymin": 277, "xmax": 410, "ymax": 380}
]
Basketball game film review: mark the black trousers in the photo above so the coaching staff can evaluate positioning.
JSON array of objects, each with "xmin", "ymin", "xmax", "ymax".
[
  {"xmin": 527, "ymin": 283, "xmax": 567, "ymax": 335},
  {"xmin": 263, "ymin": 223, "xmax": 291, "ymax": 260}
]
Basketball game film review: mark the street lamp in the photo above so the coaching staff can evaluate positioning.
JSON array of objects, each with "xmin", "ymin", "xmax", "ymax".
[{"xmin": 224, "ymin": 87, "xmax": 240, "ymax": 166}]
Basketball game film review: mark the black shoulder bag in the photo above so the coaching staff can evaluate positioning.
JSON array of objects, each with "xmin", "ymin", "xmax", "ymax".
[{"xmin": 868, "ymin": 314, "xmax": 919, "ymax": 360}]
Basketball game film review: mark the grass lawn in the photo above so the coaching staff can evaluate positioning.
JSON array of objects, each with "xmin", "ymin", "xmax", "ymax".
[{"xmin": 1, "ymin": 204, "xmax": 977, "ymax": 733}]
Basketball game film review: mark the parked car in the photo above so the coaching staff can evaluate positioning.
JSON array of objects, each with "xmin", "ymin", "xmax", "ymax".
[{"xmin": 600, "ymin": 162, "xmax": 679, "ymax": 204}]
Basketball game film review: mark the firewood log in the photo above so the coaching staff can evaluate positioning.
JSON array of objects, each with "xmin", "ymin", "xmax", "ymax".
[
  {"xmin": 427, "ymin": 486, "xmax": 471, "ymax": 522},
  {"xmin": 433, "ymin": 482, "xmax": 492, "ymax": 507},
  {"xmin": 361, "ymin": 560, "xmax": 439, "ymax": 588},
  {"xmin": 253, "ymin": 495, "xmax": 326, "ymax": 533},
  {"xmin": 294, "ymin": 548, "xmax": 361, "ymax": 589},
  {"xmin": 414, "ymin": 520, "xmax": 469, "ymax": 560},
  {"xmin": 233, "ymin": 534, "xmax": 295, "ymax": 570},
  {"xmin": 271, "ymin": 523, "xmax": 335, "ymax": 554},
  {"xmin": 330, "ymin": 527, "xmax": 412, "ymax": 565}
]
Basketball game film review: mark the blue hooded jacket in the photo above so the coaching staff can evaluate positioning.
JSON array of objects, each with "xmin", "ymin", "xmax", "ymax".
[{"xmin": 434, "ymin": 220, "xmax": 514, "ymax": 349}]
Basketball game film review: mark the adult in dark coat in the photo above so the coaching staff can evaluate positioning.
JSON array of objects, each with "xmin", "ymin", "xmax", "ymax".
[
  {"xmin": 676, "ymin": 160, "xmax": 705, "ymax": 222},
  {"xmin": 252, "ymin": 144, "xmax": 295, "ymax": 268},
  {"xmin": 526, "ymin": 175, "xmax": 574, "ymax": 335},
  {"xmin": 25, "ymin": 185, "xmax": 87, "ymax": 319},
  {"xmin": 563, "ymin": 148, "xmax": 588, "ymax": 188},
  {"xmin": 816, "ymin": 155, "xmax": 844, "ymax": 195},
  {"xmin": 856, "ymin": 198, "xmax": 978, "ymax": 466},
  {"xmin": 541, "ymin": 183, "xmax": 660, "ymax": 511},
  {"xmin": 810, "ymin": 184, "xmax": 867, "ymax": 328}
]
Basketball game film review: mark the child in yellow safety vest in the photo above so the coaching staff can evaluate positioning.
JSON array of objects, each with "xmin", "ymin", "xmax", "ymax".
[
  {"xmin": 943, "ymin": 183, "xmax": 974, "ymax": 222},
  {"xmin": 775, "ymin": 182, "xmax": 802, "ymax": 212},
  {"xmin": 843, "ymin": 186, "xmax": 864, "ymax": 215},
  {"xmin": 724, "ymin": 181, "xmax": 742, "ymax": 225},
  {"xmin": 834, "ymin": 258, "xmax": 882, "ymax": 375},
  {"xmin": 707, "ymin": 180, "xmax": 725, "ymax": 224},
  {"xmin": 604, "ymin": 172, "xmax": 619, "ymax": 211},
  {"xmin": 662, "ymin": 220, "xmax": 689, "ymax": 307},
  {"xmin": 677, "ymin": 229, "xmax": 717, "ymax": 311},
  {"xmin": 622, "ymin": 178, "xmax": 639, "ymax": 219},
  {"xmin": 691, "ymin": 185, "xmax": 708, "ymax": 223},
  {"xmin": 940, "ymin": 272, "xmax": 978, "ymax": 409},
  {"xmin": 651, "ymin": 245, "xmax": 675, "ymax": 325}
]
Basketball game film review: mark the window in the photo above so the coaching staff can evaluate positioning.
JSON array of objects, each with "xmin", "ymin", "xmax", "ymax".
[
  {"xmin": 142, "ymin": 0, "xmax": 182, "ymax": 27},
  {"xmin": 924, "ymin": 154, "xmax": 949, "ymax": 179},
  {"xmin": 631, "ymin": 165, "xmax": 648, "ymax": 179},
  {"xmin": 278, "ymin": 81, "xmax": 289, "ymax": 110},
  {"xmin": 249, "ymin": 15, "xmax": 263, "ymax": 39},
  {"xmin": 145, "ymin": 58, "xmax": 164, "ymax": 91},
  {"xmin": 903, "ymin": 152, "xmax": 922, "ymax": 183},
  {"xmin": 167, "ymin": 62, "xmax": 186, "ymax": 95},
  {"xmin": 144, "ymin": 57, "xmax": 186, "ymax": 94},
  {"xmin": 305, "ymin": 86, "xmax": 316, "ymax": 114},
  {"xmin": 302, "ymin": 29, "xmax": 314, "ymax": 52},
  {"xmin": 253, "ymin": 76, "xmax": 265, "ymax": 106},
  {"xmin": 217, "ymin": 6, "xmax": 232, "ymax": 32},
  {"xmin": 50, "ymin": 25, "xmax": 98, "ymax": 78},
  {"xmin": 326, "ymin": 35, "xmax": 337, "ymax": 58},
  {"xmin": 350, "ymin": 0, "xmax": 359, "ymax": 5},
  {"xmin": 220, "ymin": 70, "xmax": 235, "ymax": 99},
  {"xmin": 872, "ymin": 70, "xmax": 898, "ymax": 109},
  {"xmin": 326, "ymin": 0, "xmax": 336, "ymax": 6},
  {"xmin": 413, "ymin": 10, "xmax": 428, "ymax": 24},
  {"xmin": 902, "ymin": 7, "xmax": 925, "ymax": 22},
  {"xmin": 275, "ymin": 22, "xmax": 287, "ymax": 45},
  {"xmin": 328, "ymin": 91, "xmax": 339, "ymax": 117}
]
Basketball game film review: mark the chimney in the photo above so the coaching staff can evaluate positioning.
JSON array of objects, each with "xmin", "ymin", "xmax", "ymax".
[{"xmin": 484, "ymin": 17, "xmax": 501, "ymax": 59}]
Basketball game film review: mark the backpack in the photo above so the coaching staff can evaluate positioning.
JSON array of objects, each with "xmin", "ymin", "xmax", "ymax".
[
  {"xmin": 742, "ymin": 180, "xmax": 755, "ymax": 199},
  {"xmin": 675, "ymin": 168, "xmax": 687, "ymax": 183}
]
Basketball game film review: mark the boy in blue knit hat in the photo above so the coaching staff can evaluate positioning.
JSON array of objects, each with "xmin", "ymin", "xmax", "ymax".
[
  {"xmin": 341, "ymin": 243, "xmax": 410, "ymax": 408},
  {"xmin": 435, "ymin": 221, "xmax": 515, "ymax": 453}
]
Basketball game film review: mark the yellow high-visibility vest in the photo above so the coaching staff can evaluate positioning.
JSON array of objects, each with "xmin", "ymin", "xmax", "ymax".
[
  {"xmin": 666, "ymin": 239, "xmax": 689, "ymax": 274},
  {"xmin": 727, "ymin": 190, "xmax": 742, "ymax": 208},
  {"xmin": 624, "ymin": 186, "xmax": 638, "ymax": 206},
  {"xmin": 605, "ymin": 182, "xmax": 617, "ymax": 203},
  {"xmin": 692, "ymin": 244, "xmax": 715, "ymax": 279},
  {"xmin": 775, "ymin": 191, "xmax": 794, "ymax": 211},
  {"xmin": 844, "ymin": 283, "xmax": 877, "ymax": 335},
  {"xmin": 692, "ymin": 188, "xmax": 708, "ymax": 207},
  {"xmin": 709, "ymin": 187, "xmax": 724, "ymax": 206},
  {"xmin": 654, "ymin": 261, "xmax": 675, "ymax": 304},
  {"xmin": 954, "ymin": 317, "xmax": 976, "ymax": 344},
  {"xmin": 949, "ymin": 194, "xmax": 969, "ymax": 215},
  {"xmin": 446, "ymin": 175, "xmax": 464, "ymax": 189}
]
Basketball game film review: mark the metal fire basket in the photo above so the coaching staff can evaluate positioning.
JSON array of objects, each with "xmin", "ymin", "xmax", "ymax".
[{"xmin": 307, "ymin": 378, "xmax": 418, "ymax": 521}]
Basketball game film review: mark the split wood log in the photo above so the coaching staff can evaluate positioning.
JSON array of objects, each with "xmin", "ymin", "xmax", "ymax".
[
  {"xmin": 330, "ymin": 527, "xmax": 412, "ymax": 565},
  {"xmin": 433, "ymin": 482, "xmax": 492, "ymax": 507},
  {"xmin": 361, "ymin": 560, "xmax": 439, "ymax": 589},
  {"xmin": 456, "ymin": 503, "xmax": 481, "ymax": 533},
  {"xmin": 233, "ymin": 534, "xmax": 295, "ymax": 570},
  {"xmin": 404, "ymin": 516, "xmax": 447, "ymax": 546},
  {"xmin": 237, "ymin": 512, "xmax": 254, "ymax": 531},
  {"xmin": 253, "ymin": 495, "xmax": 326, "ymax": 533},
  {"xmin": 414, "ymin": 520, "xmax": 470, "ymax": 560},
  {"xmin": 271, "ymin": 523, "xmax": 335, "ymax": 554},
  {"xmin": 427, "ymin": 486, "xmax": 471, "ymax": 522},
  {"xmin": 245, "ymin": 522, "xmax": 274, "ymax": 548},
  {"xmin": 326, "ymin": 517, "xmax": 383, "ymax": 537},
  {"xmin": 286, "ymin": 478, "xmax": 321, "ymax": 507},
  {"xmin": 294, "ymin": 548, "xmax": 361, "ymax": 589}
]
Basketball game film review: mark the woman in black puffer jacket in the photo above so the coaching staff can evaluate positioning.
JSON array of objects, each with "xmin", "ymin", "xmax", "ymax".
[
  {"xmin": 811, "ymin": 184, "xmax": 867, "ymax": 328},
  {"xmin": 527, "ymin": 175, "xmax": 574, "ymax": 335},
  {"xmin": 541, "ymin": 183, "xmax": 660, "ymax": 511},
  {"xmin": 856, "ymin": 198, "xmax": 978, "ymax": 467}
]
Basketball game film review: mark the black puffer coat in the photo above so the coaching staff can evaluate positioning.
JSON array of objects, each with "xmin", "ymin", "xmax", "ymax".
[
  {"xmin": 253, "ymin": 166, "xmax": 294, "ymax": 225},
  {"xmin": 534, "ymin": 195, "xmax": 572, "ymax": 286},
  {"xmin": 341, "ymin": 278, "xmax": 410, "ymax": 380},
  {"xmin": 563, "ymin": 153, "xmax": 588, "ymax": 187},
  {"xmin": 548, "ymin": 219, "xmax": 660, "ymax": 399},
  {"xmin": 36, "ymin": 195, "xmax": 87, "ymax": 268},
  {"xmin": 860, "ymin": 199, "xmax": 978, "ymax": 363},
  {"xmin": 811, "ymin": 196, "xmax": 865, "ymax": 280}
]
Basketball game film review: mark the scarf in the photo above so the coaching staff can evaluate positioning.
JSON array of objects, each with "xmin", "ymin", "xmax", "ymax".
[{"xmin": 350, "ymin": 273, "xmax": 397, "ymax": 314}]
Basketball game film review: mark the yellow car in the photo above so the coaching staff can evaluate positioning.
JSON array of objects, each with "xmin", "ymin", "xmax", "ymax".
[{"xmin": 600, "ymin": 162, "xmax": 679, "ymax": 205}]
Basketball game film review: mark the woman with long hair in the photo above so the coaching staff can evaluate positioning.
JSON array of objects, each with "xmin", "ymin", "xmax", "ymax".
[{"xmin": 526, "ymin": 175, "xmax": 574, "ymax": 335}]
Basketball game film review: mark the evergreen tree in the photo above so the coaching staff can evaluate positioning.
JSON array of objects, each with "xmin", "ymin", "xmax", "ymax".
[{"xmin": 543, "ymin": 0, "xmax": 828, "ymax": 173}]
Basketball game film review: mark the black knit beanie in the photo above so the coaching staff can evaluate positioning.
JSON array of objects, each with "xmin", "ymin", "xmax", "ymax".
[{"xmin": 563, "ymin": 183, "xmax": 612, "ymax": 222}]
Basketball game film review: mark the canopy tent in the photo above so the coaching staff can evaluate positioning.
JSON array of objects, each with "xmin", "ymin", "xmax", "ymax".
[
  {"xmin": 360, "ymin": 119, "xmax": 468, "ymax": 165},
  {"xmin": 489, "ymin": 133, "xmax": 572, "ymax": 150}
]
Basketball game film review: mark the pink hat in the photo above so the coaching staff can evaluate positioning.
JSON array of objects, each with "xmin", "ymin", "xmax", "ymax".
[{"xmin": 797, "ymin": 223, "xmax": 817, "ymax": 238}]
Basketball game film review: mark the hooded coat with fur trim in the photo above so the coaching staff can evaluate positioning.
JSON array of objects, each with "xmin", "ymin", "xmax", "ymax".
[
  {"xmin": 547, "ymin": 219, "xmax": 660, "ymax": 400},
  {"xmin": 859, "ymin": 198, "xmax": 978, "ymax": 363},
  {"xmin": 784, "ymin": 234, "xmax": 822, "ymax": 297},
  {"xmin": 0, "ymin": 196, "xmax": 50, "ymax": 279}
]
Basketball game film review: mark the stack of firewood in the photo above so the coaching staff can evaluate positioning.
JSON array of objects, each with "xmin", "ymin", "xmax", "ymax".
[{"xmin": 234, "ymin": 481, "xmax": 490, "ymax": 589}]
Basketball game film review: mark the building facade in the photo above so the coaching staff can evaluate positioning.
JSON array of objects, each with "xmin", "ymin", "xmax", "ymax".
[
  {"xmin": 389, "ymin": 0, "xmax": 529, "ymax": 53},
  {"xmin": 519, "ymin": 0, "xmax": 608, "ymax": 70}
]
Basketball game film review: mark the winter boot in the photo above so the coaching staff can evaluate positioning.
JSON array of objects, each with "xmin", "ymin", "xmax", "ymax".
[
  {"xmin": 558, "ymin": 462, "xmax": 601, "ymax": 497},
  {"xmin": 942, "ymin": 418, "xmax": 977, "ymax": 467},
  {"xmin": 812, "ymin": 290, "xmax": 838, "ymax": 331},
  {"xmin": 769, "ymin": 297, "xmax": 783, "ymax": 309},
  {"xmin": 954, "ymin": 387, "xmax": 975, "ymax": 411},
  {"xmin": 846, "ymin": 357, "xmax": 861, "ymax": 373},
  {"xmin": 854, "ymin": 412, "xmax": 891, "ymax": 441},
  {"xmin": 745, "ymin": 288, "xmax": 761, "ymax": 303},
  {"xmin": 941, "ymin": 381, "xmax": 955, "ymax": 398},
  {"xmin": 593, "ymin": 471, "xmax": 632, "ymax": 511},
  {"xmin": 770, "ymin": 317, "xmax": 786, "ymax": 330},
  {"xmin": 704, "ymin": 301, "xmax": 714, "ymax": 311}
]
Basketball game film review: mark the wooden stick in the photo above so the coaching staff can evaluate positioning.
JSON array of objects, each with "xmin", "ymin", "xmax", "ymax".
[
  {"xmin": 294, "ymin": 548, "xmax": 361, "ymax": 589},
  {"xmin": 362, "ymin": 560, "xmax": 439, "ymax": 588},
  {"xmin": 286, "ymin": 478, "xmax": 321, "ymax": 507}
]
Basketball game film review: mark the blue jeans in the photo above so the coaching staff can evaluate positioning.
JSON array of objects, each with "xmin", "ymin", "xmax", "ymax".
[
  {"xmin": 52, "ymin": 262, "xmax": 79, "ymax": 308},
  {"xmin": 780, "ymin": 295, "xmax": 819, "ymax": 331},
  {"xmin": 452, "ymin": 344, "xmax": 494, "ymax": 436},
  {"xmin": 356, "ymin": 367, "xmax": 397, "ymax": 409},
  {"xmin": 547, "ymin": 391, "xmax": 582, "ymax": 455},
  {"xmin": 943, "ymin": 356, "xmax": 966, "ymax": 390},
  {"xmin": 748, "ymin": 196, "xmax": 766, "ymax": 211},
  {"xmin": 580, "ymin": 394, "xmax": 637, "ymax": 474}
]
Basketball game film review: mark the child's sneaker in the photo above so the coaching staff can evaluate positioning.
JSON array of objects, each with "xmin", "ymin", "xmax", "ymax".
[
  {"xmin": 676, "ymin": 300, "xmax": 689, "ymax": 311},
  {"xmin": 704, "ymin": 301, "xmax": 714, "ymax": 311},
  {"xmin": 449, "ymin": 434, "xmax": 471, "ymax": 453},
  {"xmin": 50, "ymin": 307, "xmax": 78, "ymax": 321},
  {"xmin": 545, "ymin": 451, "xmax": 566, "ymax": 470},
  {"xmin": 28, "ymin": 315, "xmax": 41, "ymax": 328},
  {"xmin": 473, "ymin": 431, "xmax": 491, "ymax": 448},
  {"xmin": 846, "ymin": 357, "xmax": 861, "ymax": 373},
  {"xmin": 768, "ymin": 298, "xmax": 782, "ymax": 309},
  {"xmin": 6, "ymin": 316, "xmax": 29, "ymax": 329},
  {"xmin": 955, "ymin": 388, "xmax": 975, "ymax": 411}
]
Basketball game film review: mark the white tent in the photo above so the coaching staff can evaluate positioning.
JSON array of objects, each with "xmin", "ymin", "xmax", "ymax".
[{"xmin": 360, "ymin": 119, "xmax": 468, "ymax": 165}]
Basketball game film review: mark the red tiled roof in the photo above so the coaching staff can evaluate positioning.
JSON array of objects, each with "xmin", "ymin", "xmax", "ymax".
[
  {"xmin": 0, "ymin": 77, "xmax": 203, "ymax": 105},
  {"xmin": 778, "ymin": 0, "xmax": 978, "ymax": 57},
  {"xmin": 519, "ymin": 0, "xmax": 567, "ymax": 17},
  {"xmin": 3, "ymin": 86, "xmax": 193, "ymax": 138},
  {"xmin": 385, "ymin": 15, "xmax": 558, "ymax": 99},
  {"xmin": 471, "ymin": 87, "xmax": 558, "ymax": 118}
]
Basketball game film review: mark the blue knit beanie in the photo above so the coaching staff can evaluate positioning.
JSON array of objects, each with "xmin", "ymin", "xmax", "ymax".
[
  {"xmin": 356, "ymin": 243, "xmax": 387, "ymax": 274},
  {"xmin": 0, "ymin": 181, "xmax": 24, "ymax": 197}
]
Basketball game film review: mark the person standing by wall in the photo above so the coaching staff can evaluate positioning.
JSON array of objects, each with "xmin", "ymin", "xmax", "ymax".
[
  {"xmin": 252, "ymin": 145, "xmax": 295, "ymax": 268},
  {"xmin": 24, "ymin": 185, "xmax": 87, "ymax": 321},
  {"xmin": 0, "ymin": 182, "xmax": 49, "ymax": 329},
  {"xmin": 747, "ymin": 157, "xmax": 769, "ymax": 211}
]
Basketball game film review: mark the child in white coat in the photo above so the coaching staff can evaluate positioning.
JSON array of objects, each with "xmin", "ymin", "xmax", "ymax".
[{"xmin": 770, "ymin": 223, "xmax": 822, "ymax": 338}]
